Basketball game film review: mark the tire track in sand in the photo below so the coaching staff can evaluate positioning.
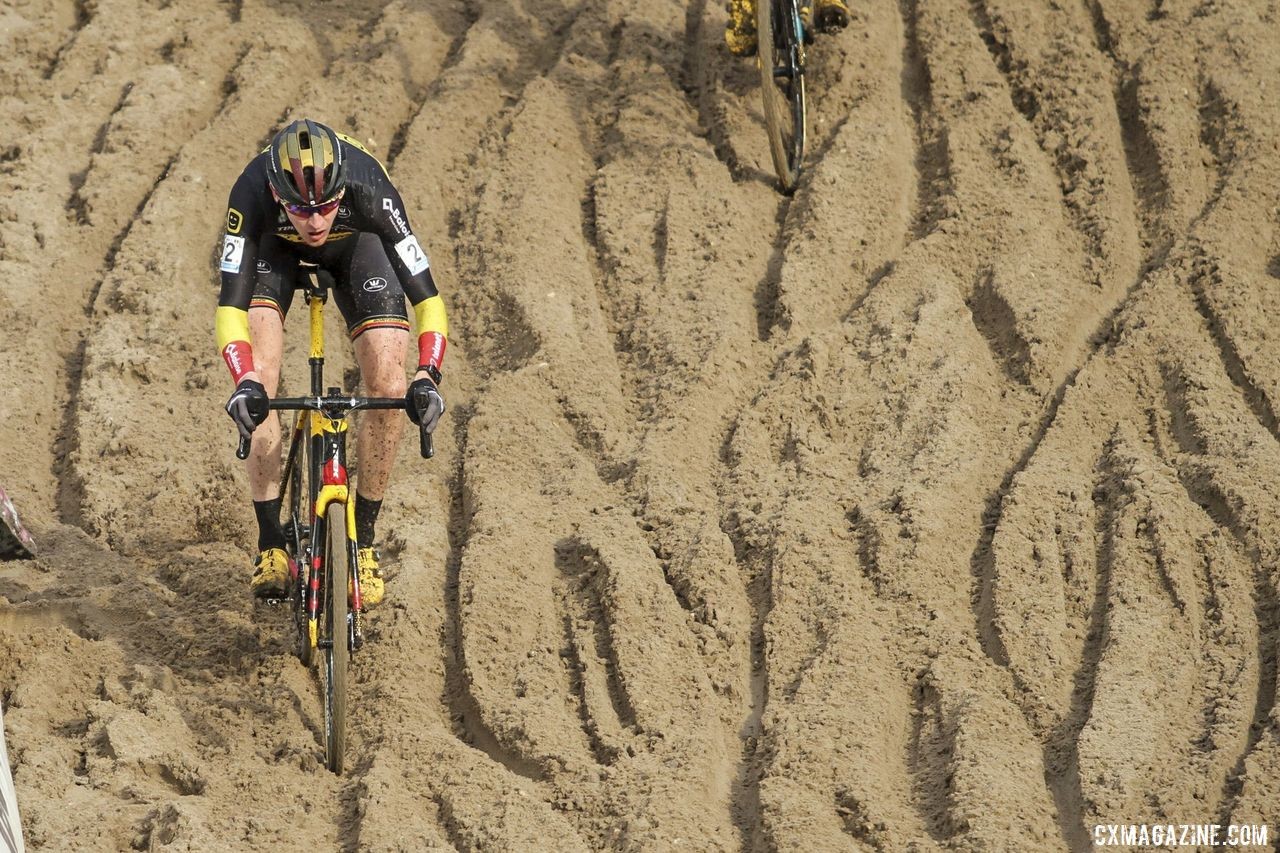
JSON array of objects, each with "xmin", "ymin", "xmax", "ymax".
[
  {"xmin": 555, "ymin": 541, "xmax": 642, "ymax": 766},
  {"xmin": 50, "ymin": 41, "xmax": 252, "ymax": 534},
  {"xmin": 964, "ymin": 0, "xmax": 1176, "ymax": 679},
  {"xmin": 1043, "ymin": 443, "xmax": 1121, "ymax": 852},
  {"xmin": 38, "ymin": 0, "xmax": 92, "ymax": 80},
  {"xmin": 442, "ymin": 414, "xmax": 548, "ymax": 783},
  {"xmin": 1158, "ymin": 354, "xmax": 1280, "ymax": 825},
  {"xmin": 901, "ymin": 0, "xmax": 953, "ymax": 242}
]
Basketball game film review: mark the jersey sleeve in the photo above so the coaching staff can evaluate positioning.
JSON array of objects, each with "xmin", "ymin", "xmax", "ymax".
[
  {"xmin": 215, "ymin": 164, "xmax": 267, "ymax": 382},
  {"xmin": 363, "ymin": 171, "xmax": 449, "ymax": 373}
]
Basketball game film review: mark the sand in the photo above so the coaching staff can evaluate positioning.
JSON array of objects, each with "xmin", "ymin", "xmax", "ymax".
[{"xmin": 2, "ymin": 0, "xmax": 1279, "ymax": 848}]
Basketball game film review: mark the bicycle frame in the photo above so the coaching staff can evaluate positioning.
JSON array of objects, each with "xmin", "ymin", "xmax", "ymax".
[
  {"xmin": 274, "ymin": 280, "xmax": 407, "ymax": 651},
  {"xmin": 289, "ymin": 284, "xmax": 363, "ymax": 651},
  {"xmin": 288, "ymin": 392, "xmax": 368, "ymax": 650}
]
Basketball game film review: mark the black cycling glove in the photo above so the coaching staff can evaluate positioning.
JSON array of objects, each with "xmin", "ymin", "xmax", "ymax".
[
  {"xmin": 225, "ymin": 379, "xmax": 269, "ymax": 440},
  {"xmin": 407, "ymin": 375, "xmax": 445, "ymax": 433}
]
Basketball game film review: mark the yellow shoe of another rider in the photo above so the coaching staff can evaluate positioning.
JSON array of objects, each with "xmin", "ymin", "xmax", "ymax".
[
  {"xmin": 814, "ymin": 0, "xmax": 850, "ymax": 32},
  {"xmin": 355, "ymin": 547, "xmax": 385, "ymax": 609},
  {"xmin": 725, "ymin": 0, "xmax": 758, "ymax": 56},
  {"xmin": 251, "ymin": 547, "xmax": 292, "ymax": 599}
]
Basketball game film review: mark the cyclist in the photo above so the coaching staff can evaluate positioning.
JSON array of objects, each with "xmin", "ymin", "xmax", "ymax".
[
  {"xmin": 217, "ymin": 118, "xmax": 447, "ymax": 608},
  {"xmin": 725, "ymin": 0, "xmax": 850, "ymax": 56}
]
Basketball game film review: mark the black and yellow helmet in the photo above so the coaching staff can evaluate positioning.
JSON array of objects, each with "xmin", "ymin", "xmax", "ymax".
[{"xmin": 265, "ymin": 119, "xmax": 347, "ymax": 206}]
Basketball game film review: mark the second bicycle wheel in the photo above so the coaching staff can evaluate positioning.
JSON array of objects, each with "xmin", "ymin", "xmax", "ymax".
[
  {"xmin": 321, "ymin": 501, "xmax": 350, "ymax": 774},
  {"xmin": 757, "ymin": 0, "xmax": 808, "ymax": 192}
]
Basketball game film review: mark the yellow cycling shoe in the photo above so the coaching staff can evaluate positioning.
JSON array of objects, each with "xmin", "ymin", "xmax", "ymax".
[
  {"xmin": 354, "ymin": 547, "xmax": 385, "ymax": 609},
  {"xmin": 725, "ymin": 0, "xmax": 758, "ymax": 56},
  {"xmin": 814, "ymin": 0, "xmax": 850, "ymax": 33},
  {"xmin": 251, "ymin": 547, "xmax": 292, "ymax": 599},
  {"xmin": 725, "ymin": 24, "xmax": 758, "ymax": 56}
]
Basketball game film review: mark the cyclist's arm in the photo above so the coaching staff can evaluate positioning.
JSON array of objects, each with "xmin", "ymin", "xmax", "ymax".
[
  {"xmin": 215, "ymin": 304, "xmax": 260, "ymax": 385},
  {"xmin": 215, "ymin": 181, "xmax": 264, "ymax": 385},
  {"xmin": 371, "ymin": 181, "xmax": 448, "ymax": 380},
  {"xmin": 409, "ymin": 291, "xmax": 448, "ymax": 380}
]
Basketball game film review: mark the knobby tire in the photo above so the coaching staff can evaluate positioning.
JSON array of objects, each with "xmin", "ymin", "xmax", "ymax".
[
  {"xmin": 284, "ymin": 430, "xmax": 312, "ymax": 668},
  {"xmin": 322, "ymin": 501, "xmax": 349, "ymax": 775},
  {"xmin": 757, "ymin": 0, "xmax": 807, "ymax": 192}
]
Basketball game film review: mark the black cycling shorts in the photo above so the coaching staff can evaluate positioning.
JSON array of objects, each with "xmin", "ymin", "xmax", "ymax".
[{"xmin": 249, "ymin": 232, "xmax": 410, "ymax": 339}]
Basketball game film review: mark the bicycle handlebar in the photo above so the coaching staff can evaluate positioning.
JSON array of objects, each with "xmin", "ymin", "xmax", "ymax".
[
  {"xmin": 268, "ymin": 394, "xmax": 405, "ymax": 411},
  {"xmin": 235, "ymin": 394, "xmax": 434, "ymax": 460}
]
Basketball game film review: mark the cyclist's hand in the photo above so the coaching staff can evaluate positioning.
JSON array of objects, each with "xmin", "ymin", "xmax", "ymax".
[
  {"xmin": 225, "ymin": 379, "xmax": 269, "ymax": 440},
  {"xmin": 407, "ymin": 375, "xmax": 445, "ymax": 433}
]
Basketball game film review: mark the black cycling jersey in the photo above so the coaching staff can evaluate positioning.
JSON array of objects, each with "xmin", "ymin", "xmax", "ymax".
[{"xmin": 218, "ymin": 140, "xmax": 439, "ymax": 312}]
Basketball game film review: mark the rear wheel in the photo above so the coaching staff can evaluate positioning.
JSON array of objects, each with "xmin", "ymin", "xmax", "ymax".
[
  {"xmin": 321, "ymin": 502, "xmax": 349, "ymax": 775},
  {"xmin": 758, "ymin": 0, "xmax": 807, "ymax": 192}
]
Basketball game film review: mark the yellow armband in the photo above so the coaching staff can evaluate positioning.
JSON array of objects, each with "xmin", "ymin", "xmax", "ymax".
[
  {"xmin": 413, "ymin": 295, "xmax": 448, "ymax": 337},
  {"xmin": 216, "ymin": 305, "xmax": 251, "ymax": 351}
]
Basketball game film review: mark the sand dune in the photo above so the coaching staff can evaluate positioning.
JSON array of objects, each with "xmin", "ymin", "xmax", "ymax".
[{"xmin": 2, "ymin": 0, "xmax": 1278, "ymax": 848}]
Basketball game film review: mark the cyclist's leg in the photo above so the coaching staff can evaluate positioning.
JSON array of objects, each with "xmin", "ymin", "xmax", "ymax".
[
  {"xmin": 328, "ymin": 233, "xmax": 411, "ymax": 607},
  {"xmin": 329, "ymin": 232, "xmax": 412, "ymax": 503},
  {"xmin": 245, "ymin": 243, "xmax": 302, "ymax": 600},
  {"xmin": 345, "ymin": 326, "xmax": 406, "ymax": 608},
  {"xmin": 247, "ymin": 306, "xmax": 284, "ymax": 501},
  {"xmin": 245, "ymin": 238, "xmax": 298, "ymax": 503},
  {"xmin": 351, "ymin": 327, "xmax": 410, "ymax": 500}
]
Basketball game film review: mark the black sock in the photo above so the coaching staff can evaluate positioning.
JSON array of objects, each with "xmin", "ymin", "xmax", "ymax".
[
  {"xmin": 355, "ymin": 493, "xmax": 382, "ymax": 545},
  {"xmin": 254, "ymin": 498, "xmax": 287, "ymax": 552}
]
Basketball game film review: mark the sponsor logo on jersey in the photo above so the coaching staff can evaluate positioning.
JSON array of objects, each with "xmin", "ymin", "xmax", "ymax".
[
  {"xmin": 363, "ymin": 276, "xmax": 388, "ymax": 292},
  {"xmin": 223, "ymin": 341, "xmax": 249, "ymax": 380},
  {"xmin": 338, "ymin": 205, "xmax": 351, "ymax": 219},
  {"xmin": 256, "ymin": 259, "xmax": 272, "ymax": 273},
  {"xmin": 226, "ymin": 208, "xmax": 244, "ymax": 234},
  {"xmin": 382, "ymin": 197, "xmax": 409, "ymax": 237},
  {"xmin": 426, "ymin": 332, "xmax": 446, "ymax": 365}
]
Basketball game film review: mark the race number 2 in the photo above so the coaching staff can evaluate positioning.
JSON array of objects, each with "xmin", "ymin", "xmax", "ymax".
[
  {"xmin": 220, "ymin": 235, "xmax": 246, "ymax": 273},
  {"xmin": 394, "ymin": 235, "xmax": 430, "ymax": 275}
]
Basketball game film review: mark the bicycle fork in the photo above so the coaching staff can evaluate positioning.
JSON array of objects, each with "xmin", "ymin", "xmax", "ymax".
[{"xmin": 308, "ymin": 412, "xmax": 364, "ymax": 653}]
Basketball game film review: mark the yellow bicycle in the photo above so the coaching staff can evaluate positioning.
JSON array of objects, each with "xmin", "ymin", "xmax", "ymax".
[{"xmin": 235, "ymin": 268, "xmax": 433, "ymax": 774}]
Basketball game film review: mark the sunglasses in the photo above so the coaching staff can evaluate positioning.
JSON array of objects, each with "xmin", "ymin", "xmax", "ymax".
[{"xmin": 282, "ymin": 197, "xmax": 341, "ymax": 217}]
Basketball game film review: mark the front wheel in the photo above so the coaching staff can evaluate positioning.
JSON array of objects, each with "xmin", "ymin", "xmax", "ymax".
[
  {"xmin": 758, "ymin": 0, "xmax": 808, "ymax": 192},
  {"xmin": 283, "ymin": 437, "xmax": 312, "ymax": 668},
  {"xmin": 322, "ymin": 502, "xmax": 350, "ymax": 774}
]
